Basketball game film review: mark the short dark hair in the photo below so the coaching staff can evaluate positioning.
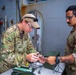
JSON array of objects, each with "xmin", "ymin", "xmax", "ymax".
[{"xmin": 66, "ymin": 5, "xmax": 76, "ymax": 16}]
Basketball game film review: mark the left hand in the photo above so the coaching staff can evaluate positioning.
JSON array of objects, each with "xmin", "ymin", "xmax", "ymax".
[
  {"xmin": 47, "ymin": 56, "xmax": 56, "ymax": 65},
  {"xmin": 37, "ymin": 54, "xmax": 46, "ymax": 63}
]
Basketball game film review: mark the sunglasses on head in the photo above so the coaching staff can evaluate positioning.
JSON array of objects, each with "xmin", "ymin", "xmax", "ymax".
[{"xmin": 24, "ymin": 17, "xmax": 38, "ymax": 22}]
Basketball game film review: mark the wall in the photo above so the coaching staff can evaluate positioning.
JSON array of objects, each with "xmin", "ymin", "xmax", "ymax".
[
  {"xmin": 0, "ymin": 0, "xmax": 21, "ymax": 46},
  {"xmin": 0, "ymin": 0, "xmax": 76, "ymax": 56},
  {"xmin": 0, "ymin": 0, "xmax": 19, "ymax": 33},
  {"xmin": 35, "ymin": 0, "xmax": 76, "ymax": 55}
]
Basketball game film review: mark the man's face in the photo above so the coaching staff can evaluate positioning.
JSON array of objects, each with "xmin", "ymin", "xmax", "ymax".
[{"xmin": 66, "ymin": 10, "xmax": 76, "ymax": 27}]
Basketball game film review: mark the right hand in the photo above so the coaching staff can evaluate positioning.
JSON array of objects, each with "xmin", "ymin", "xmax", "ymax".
[
  {"xmin": 37, "ymin": 54, "xmax": 46, "ymax": 63},
  {"xmin": 26, "ymin": 53, "xmax": 39, "ymax": 62}
]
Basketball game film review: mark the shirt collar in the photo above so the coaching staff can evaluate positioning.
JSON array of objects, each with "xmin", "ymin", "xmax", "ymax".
[{"xmin": 71, "ymin": 28, "xmax": 76, "ymax": 33}]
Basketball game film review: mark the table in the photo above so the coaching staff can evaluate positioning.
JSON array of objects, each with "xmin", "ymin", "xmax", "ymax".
[{"xmin": 1, "ymin": 63, "xmax": 65, "ymax": 75}]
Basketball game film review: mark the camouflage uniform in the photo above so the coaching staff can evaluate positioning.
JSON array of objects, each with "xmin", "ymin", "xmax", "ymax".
[
  {"xmin": 0, "ymin": 25, "xmax": 36, "ymax": 74},
  {"xmin": 65, "ymin": 28, "xmax": 76, "ymax": 75}
]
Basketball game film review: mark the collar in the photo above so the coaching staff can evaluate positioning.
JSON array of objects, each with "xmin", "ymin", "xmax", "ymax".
[
  {"xmin": 17, "ymin": 25, "xmax": 24, "ymax": 39},
  {"xmin": 71, "ymin": 28, "xmax": 76, "ymax": 33}
]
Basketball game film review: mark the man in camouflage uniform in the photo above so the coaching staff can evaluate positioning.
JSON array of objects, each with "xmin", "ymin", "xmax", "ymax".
[
  {"xmin": 46, "ymin": 5, "xmax": 76, "ymax": 75},
  {"xmin": 0, "ymin": 14, "xmax": 45, "ymax": 74}
]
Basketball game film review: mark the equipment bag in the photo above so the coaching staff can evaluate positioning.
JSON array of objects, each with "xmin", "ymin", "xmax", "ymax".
[
  {"xmin": 43, "ymin": 51, "xmax": 60, "ymax": 70},
  {"xmin": 11, "ymin": 67, "xmax": 35, "ymax": 75}
]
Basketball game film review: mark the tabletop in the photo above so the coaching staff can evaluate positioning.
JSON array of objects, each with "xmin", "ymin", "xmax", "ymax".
[{"xmin": 1, "ymin": 63, "xmax": 65, "ymax": 75}]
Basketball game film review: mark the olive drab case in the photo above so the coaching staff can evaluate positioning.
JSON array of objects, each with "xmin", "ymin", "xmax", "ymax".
[{"xmin": 43, "ymin": 51, "xmax": 60, "ymax": 70}]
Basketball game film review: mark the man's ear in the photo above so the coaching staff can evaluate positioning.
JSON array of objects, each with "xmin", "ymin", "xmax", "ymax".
[
  {"xmin": 22, "ymin": 20, "xmax": 26, "ymax": 24},
  {"xmin": 22, "ymin": 20, "xmax": 25, "ymax": 23}
]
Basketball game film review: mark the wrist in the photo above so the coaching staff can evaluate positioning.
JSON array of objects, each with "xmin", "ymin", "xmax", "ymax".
[
  {"xmin": 56, "ymin": 57, "xmax": 61, "ymax": 64},
  {"xmin": 55, "ymin": 57, "xmax": 60, "ymax": 64}
]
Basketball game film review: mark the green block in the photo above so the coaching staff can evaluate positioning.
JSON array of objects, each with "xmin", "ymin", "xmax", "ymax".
[
  {"xmin": 44, "ymin": 51, "xmax": 60, "ymax": 57},
  {"xmin": 43, "ymin": 51, "xmax": 60, "ymax": 70}
]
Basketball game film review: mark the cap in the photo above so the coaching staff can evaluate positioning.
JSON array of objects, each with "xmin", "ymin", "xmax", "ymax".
[{"xmin": 22, "ymin": 14, "xmax": 40, "ymax": 29}]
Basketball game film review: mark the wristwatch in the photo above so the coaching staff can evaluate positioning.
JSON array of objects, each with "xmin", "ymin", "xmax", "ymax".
[
  {"xmin": 56, "ymin": 57, "xmax": 60, "ymax": 64},
  {"xmin": 56, "ymin": 57, "xmax": 62, "ymax": 64}
]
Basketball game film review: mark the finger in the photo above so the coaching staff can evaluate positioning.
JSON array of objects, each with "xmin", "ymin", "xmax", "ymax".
[
  {"xmin": 31, "ymin": 58, "xmax": 38, "ymax": 62},
  {"xmin": 32, "ymin": 53, "xmax": 38, "ymax": 57},
  {"xmin": 32, "ymin": 55, "xmax": 39, "ymax": 59}
]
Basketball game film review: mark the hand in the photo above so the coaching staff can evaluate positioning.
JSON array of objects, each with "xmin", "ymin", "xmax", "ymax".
[
  {"xmin": 37, "ymin": 54, "xmax": 46, "ymax": 63},
  {"xmin": 47, "ymin": 56, "xmax": 56, "ymax": 65},
  {"xmin": 26, "ymin": 53, "xmax": 39, "ymax": 62}
]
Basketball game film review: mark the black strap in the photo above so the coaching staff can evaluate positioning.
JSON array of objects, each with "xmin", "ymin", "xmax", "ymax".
[
  {"xmin": 23, "ymin": 17, "xmax": 38, "ymax": 22},
  {"xmin": 55, "ymin": 57, "xmax": 60, "ymax": 64}
]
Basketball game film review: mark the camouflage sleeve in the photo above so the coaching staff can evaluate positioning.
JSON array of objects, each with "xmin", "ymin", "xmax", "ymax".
[
  {"xmin": 64, "ymin": 41, "xmax": 71, "ymax": 55},
  {"xmin": 72, "ymin": 43, "xmax": 76, "ymax": 64},
  {"xmin": 14, "ymin": 34, "xmax": 37, "ymax": 67},
  {"xmin": 1, "ymin": 31, "xmax": 15, "ymax": 54},
  {"xmin": 26, "ymin": 34, "xmax": 37, "ymax": 54},
  {"xmin": 0, "ymin": 31, "xmax": 17, "ymax": 65},
  {"xmin": 72, "ymin": 34, "xmax": 76, "ymax": 63},
  {"xmin": 1, "ymin": 32, "xmax": 25, "ymax": 66}
]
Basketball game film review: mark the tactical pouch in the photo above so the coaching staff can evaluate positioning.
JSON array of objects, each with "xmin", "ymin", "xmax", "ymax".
[
  {"xmin": 11, "ymin": 67, "xmax": 35, "ymax": 75},
  {"xmin": 43, "ymin": 51, "xmax": 60, "ymax": 70},
  {"xmin": 11, "ymin": 71, "xmax": 34, "ymax": 75}
]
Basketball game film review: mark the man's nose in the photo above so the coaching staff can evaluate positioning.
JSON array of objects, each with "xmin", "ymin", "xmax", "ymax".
[{"xmin": 66, "ymin": 18, "xmax": 70, "ymax": 23}]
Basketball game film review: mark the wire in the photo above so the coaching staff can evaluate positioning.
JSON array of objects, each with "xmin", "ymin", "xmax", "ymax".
[{"xmin": 53, "ymin": 63, "xmax": 64, "ymax": 73}]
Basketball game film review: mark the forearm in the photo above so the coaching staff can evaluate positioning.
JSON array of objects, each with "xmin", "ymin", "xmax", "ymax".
[{"xmin": 58, "ymin": 54, "xmax": 75, "ymax": 63}]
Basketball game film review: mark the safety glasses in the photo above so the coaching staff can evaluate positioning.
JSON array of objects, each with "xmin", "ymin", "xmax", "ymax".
[
  {"xmin": 66, "ymin": 15, "xmax": 74, "ymax": 20},
  {"xmin": 28, "ymin": 23, "xmax": 34, "ymax": 29}
]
